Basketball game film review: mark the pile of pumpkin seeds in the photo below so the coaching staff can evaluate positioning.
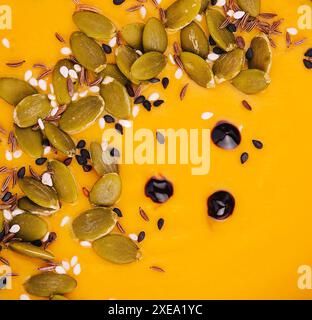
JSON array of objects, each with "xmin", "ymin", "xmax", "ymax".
[{"xmin": 0, "ymin": 0, "xmax": 278, "ymax": 299}]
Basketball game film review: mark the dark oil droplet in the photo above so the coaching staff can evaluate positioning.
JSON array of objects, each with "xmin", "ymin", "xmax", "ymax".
[
  {"xmin": 145, "ymin": 177, "xmax": 173, "ymax": 204},
  {"xmin": 211, "ymin": 122, "xmax": 241, "ymax": 150},
  {"xmin": 207, "ymin": 191, "xmax": 235, "ymax": 220}
]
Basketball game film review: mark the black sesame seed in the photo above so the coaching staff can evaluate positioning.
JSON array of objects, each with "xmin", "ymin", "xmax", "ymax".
[
  {"xmin": 126, "ymin": 84, "xmax": 135, "ymax": 97},
  {"xmin": 76, "ymin": 140, "xmax": 86, "ymax": 149},
  {"xmin": 153, "ymin": 99, "xmax": 164, "ymax": 107},
  {"xmin": 134, "ymin": 95, "xmax": 145, "ymax": 104},
  {"xmin": 110, "ymin": 148, "xmax": 120, "ymax": 158},
  {"xmin": 240, "ymin": 152, "xmax": 249, "ymax": 164},
  {"xmin": 145, "ymin": 177, "xmax": 174, "ymax": 204},
  {"xmin": 138, "ymin": 231, "xmax": 145, "ymax": 243},
  {"xmin": 162, "ymin": 77, "xmax": 169, "ymax": 89},
  {"xmin": 208, "ymin": 191, "xmax": 235, "ymax": 220},
  {"xmin": 31, "ymin": 240, "xmax": 43, "ymax": 247},
  {"xmin": 113, "ymin": 0, "xmax": 125, "ymax": 4},
  {"xmin": 80, "ymin": 148, "xmax": 91, "ymax": 160},
  {"xmin": 63, "ymin": 157, "xmax": 73, "ymax": 166},
  {"xmin": 157, "ymin": 218, "xmax": 164, "ymax": 230},
  {"xmin": 115, "ymin": 123, "xmax": 124, "ymax": 135},
  {"xmin": 213, "ymin": 46, "xmax": 225, "ymax": 55},
  {"xmin": 246, "ymin": 47, "xmax": 253, "ymax": 60},
  {"xmin": 17, "ymin": 167, "xmax": 26, "ymax": 179},
  {"xmin": 211, "ymin": 122, "xmax": 241, "ymax": 150},
  {"xmin": 42, "ymin": 138, "xmax": 50, "ymax": 147},
  {"xmin": 252, "ymin": 139, "xmax": 263, "ymax": 149},
  {"xmin": 35, "ymin": 157, "xmax": 47, "ymax": 166},
  {"xmin": 149, "ymin": 77, "xmax": 160, "ymax": 83},
  {"xmin": 2, "ymin": 192, "xmax": 12, "ymax": 202},
  {"xmin": 226, "ymin": 23, "xmax": 237, "ymax": 33},
  {"xmin": 113, "ymin": 207, "xmax": 123, "ymax": 217},
  {"xmin": 83, "ymin": 164, "xmax": 92, "ymax": 172},
  {"xmin": 104, "ymin": 114, "xmax": 115, "ymax": 123},
  {"xmin": 303, "ymin": 59, "xmax": 312, "ymax": 69},
  {"xmin": 304, "ymin": 48, "xmax": 312, "ymax": 57},
  {"xmin": 76, "ymin": 155, "xmax": 87, "ymax": 165},
  {"xmin": 210, "ymin": 0, "xmax": 217, "ymax": 5},
  {"xmin": 102, "ymin": 43, "xmax": 112, "ymax": 54},
  {"xmin": 156, "ymin": 132, "xmax": 165, "ymax": 144},
  {"xmin": 209, "ymin": 35, "xmax": 216, "ymax": 46},
  {"xmin": 143, "ymin": 100, "xmax": 152, "ymax": 111}
]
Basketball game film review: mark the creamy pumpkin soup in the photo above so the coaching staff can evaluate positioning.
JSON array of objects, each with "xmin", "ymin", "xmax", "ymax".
[{"xmin": 0, "ymin": 0, "xmax": 312, "ymax": 300}]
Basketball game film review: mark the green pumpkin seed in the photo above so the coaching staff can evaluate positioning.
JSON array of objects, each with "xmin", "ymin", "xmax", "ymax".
[
  {"xmin": 93, "ymin": 234, "xmax": 141, "ymax": 264},
  {"xmin": 18, "ymin": 197, "xmax": 58, "ymax": 216},
  {"xmin": 90, "ymin": 141, "xmax": 118, "ymax": 176},
  {"xmin": 73, "ymin": 11, "xmax": 116, "ymax": 40},
  {"xmin": 121, "ymin": 23, "xmax": 144, "ymax": 50},
  {"xmin": 165, "ymin": 0, "xmax": 201, "ymax": 31},
  {"xmin": 232, "ymin": 69, "xmax": 271, "ymax": 95},
  {"xmin": 15, "ymin": 125, "xmax": 43, "ymax": 158},
  {"xmin": 90, "ymin": 173, "xmax": 122, "ymax": 207},
  {"xmin": 206, "ymin": 9, "xmax": 236, "ymax": 52},
  {"xmin": 52, "ymin": 59, "xmax": 75, "ymax": 106},
  {"xmin": 180, "ymin": 52, "xmax": 215, "ymax": 88},
  {"xmin": 59, "ymin": 96, "xmax": 105, "ymax": 134},
  {"xmin": 180, "ymin": 21, "xmax": 209, "ymax": 58},
  {"xmin": 237, "ymin": 0, "xmax": 260, "ymax": 17},
  {"xmin": 44, "ymin": 122, "xmax": 76, "ymax": 157},
  {"xmin": 48, "ymin": 160, "xmax": 78, "ymax": 204},
  {"xmin": 0, "ymin": 211, "xmax": 4, "ymax": 232},
  {"xmin": 9, "ymin": 242, "xmax": 54, "ymax": 260},
  {"xmin": 11, "ymin": 213, "xmax": 48, "ymax": 242},
  {"xmin": 213, "ymin": 48, "xmax": 245, "ymax": 83},
  {"xmin": 0, "ymin": 77, "xmax": 37, "ymax": 106},
  {"xmin": 50, "ymin": 295, "xmax": 69, "ymax": 300},
  {"xmin": 14, "ymin": 94, "xmax": 52, "ymax": 128},
  {"xmin": 248, "ymin": 34, "xmax": 272, "ymax": 73},
  {"xmin": 143, "ymin": 17, "xmax": 168, "ymax": 53},
  {"xmin": 70, "ymin": 31, "xmax": 106, "ymax": 73},
  {"xmin": 101, "ymin": 64, "xmax": 129, "ymax": 86},
  {"xmin": 100, "ymin": 77, "xmax": 131, "ymax": 119},
  {"xmin": 130, "ymin": 52, "xmax": 167, "ymax": 81},
  {"xmin": 72, "ymin": 207, "xmax": 117, "ymax": 241},
  {"xmin": 115, "ymin": 45, "xmax": 140, "ymax": 82},
  {"xmin": 199, "ymin": 0, "xmax": 209, "ymax": 13},
  {"xmin": 18, "ymin": 177, "xmax": 60, "ymax": 210},
  {"xmin": 24, "ymin": 272, "xmax": 77, "ymax": 297}
]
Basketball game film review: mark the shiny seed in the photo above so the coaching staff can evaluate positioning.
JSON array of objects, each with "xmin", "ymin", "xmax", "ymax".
[
  {"xmin": 11, "ymin": 213, "xmax": 48, "ymax": 241},
  {"xmin": 130, "ymin": 52, "xmax": 167, "ymax": 81},
  {"xmin": 59, "ymin": 96, "xmax": 105, "ymax": 134},
  {"xmin": 48, "ymin": 160, "xmax": 78, "ymax": 204},
  {"xmin": 15, "ymin": 125, "xmax": 43, "ymax": 158},
  {"xmin": 24, "ymin": 272, "xmax": 77, "ymax": 297},
  {"xmin": 44, "ymin": 122, "xmax": 76, "ymax": 157},
  {"xmin": 72, "ymin": 207, "xmax": 117, "ymax": 241},
  {"xmin": 180, "ymin": 52, "xmax": 215, "ymax": 88},
  {"xmin": 18, "ymin": 197, "xmax": 58, "ymax": 216},
  {"xmin": 70, "ymin": 31, "xmax": 106, "ymax": 73},
  {"xmin": 212, "ymin": 48, "xmax": 245, "ymax": 83},
  {"xmin": 248, "ymin": 34, "xmax": 272, "ymax": 73},
  {"xmin": 115, "ymin": 45, "xmax": 140, "ymax": 82},
  {"xmin": 90, "ymin": 141, "xmax": 119, "ymax": 176},
  {"xmin": 89, "ymin": 173, "xmax": 122, "ymax": 207},
  {"xmin": 143, "ymin": 17, "xmax": 168, "ymax": 53},
  {"xmin": 165, "ymin": 0, "xmax": 201, "ymax": 31},
  {"xmin": 9, "ymin": 242, "xmax": 54, "ymax": 260},
  {"xmin": 14, "ymin": 94, "xmax": 52, "ymax": 128},
  {"xmin": 73, "ymin": 11, "xmax": 116, "ymax": 40},
  {"xmin": 18, "ymin": 177, "xmax": 60, "ymax": 210},
  {"xmin": 93, "ymin": 234, "xmax": 141, "ymax": 264},
  {"xmin": 237, "ymin": 0, "xmax": 260, "ymax": 17},
  {"xmin": 180, "ymin": 22, "xmax": 209, "ymax": 59},
  {"xmin": 52, "ymin": 59, "xmax": 75, "ymax": 106},
  {"xmin": 121, "ymin": 23, "xmax": 144, "ymax": 50},
  {"xmin": 231, "ymin": 69, "xmax": 271, "ymax": 95},
  {"xmin": 100, "ymin": 78, "xmax": 131, "ymax": 119},
  {"xmin": 101, "ymin": 64, "xmax": 129, "ymax": 86},
  {"xmin": 206, "ymin": 9, "xmax": 236, "ymax": 52},
  {"xmin": 0, "ymin": 77, "xmax": 37, "ymax": 105}
]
